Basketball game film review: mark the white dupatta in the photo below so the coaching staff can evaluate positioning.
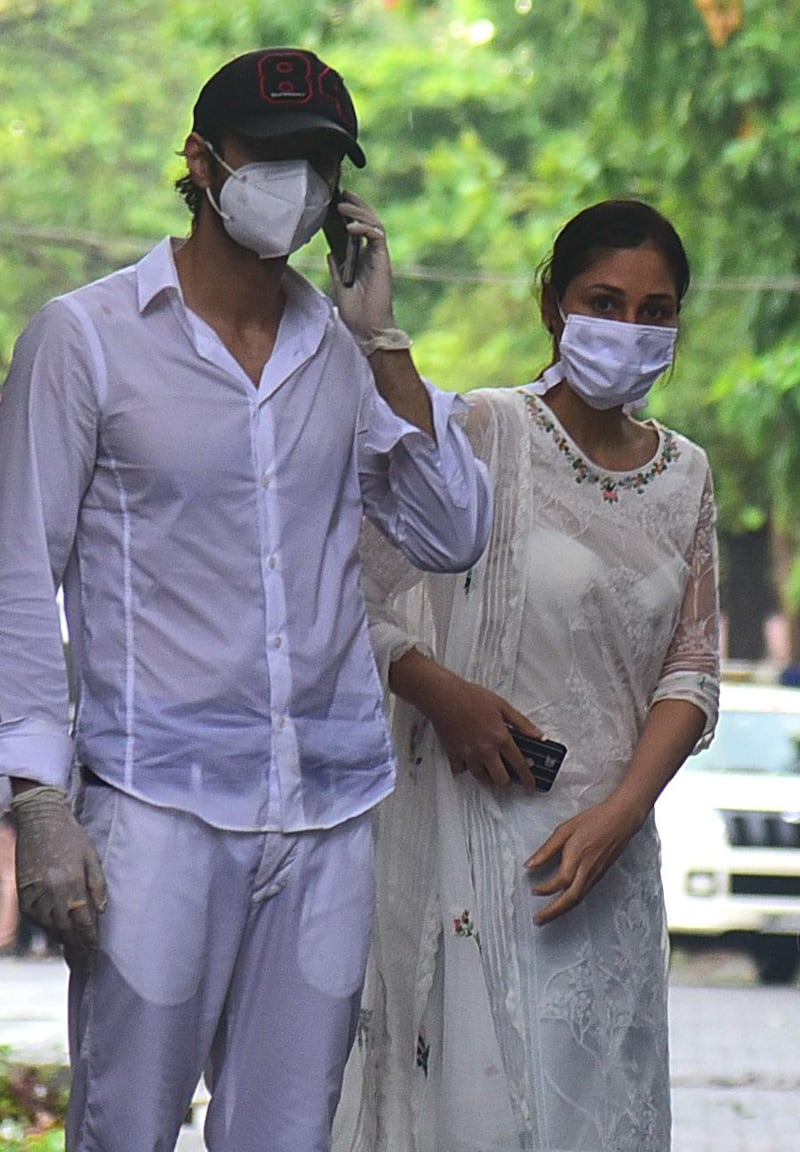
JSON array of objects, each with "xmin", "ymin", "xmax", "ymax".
[{"xmin": 337, "ymin": 389, "xmax": 539, "ymax": 1152}]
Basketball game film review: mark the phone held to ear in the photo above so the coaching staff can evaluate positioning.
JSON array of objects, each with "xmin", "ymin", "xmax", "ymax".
[
  {"xmin": 504, "ymin": 726, "xmax": 567, "ymax": 793},
  {"xmin": 323, "ymin": 190, "xmax": 361, "ymax": 287}
]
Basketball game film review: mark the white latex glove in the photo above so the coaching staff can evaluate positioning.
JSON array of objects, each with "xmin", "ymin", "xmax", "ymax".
[
  {"xmin": 327, "ymin": 192, "xmax": 411, "ymax": 354},
  {"xmin": 12, "ymin": 785, "xmax": 107, "ymax": 951}
]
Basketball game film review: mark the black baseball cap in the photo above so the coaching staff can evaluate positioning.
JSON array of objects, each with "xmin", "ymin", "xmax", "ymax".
[{"xmin": 192, "ymin": 48, "xmax": 366, "ymax": 168}]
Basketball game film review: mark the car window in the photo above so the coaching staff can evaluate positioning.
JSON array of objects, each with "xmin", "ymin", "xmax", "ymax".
[{"xmin": 687, "ymin": 710, "xmax": 800, "ymax": 775}]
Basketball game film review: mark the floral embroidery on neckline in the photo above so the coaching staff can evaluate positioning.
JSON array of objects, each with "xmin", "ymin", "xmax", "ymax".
[{"xmin": 520, "ymin": 391, "xmax": 681, "ymax": 503}]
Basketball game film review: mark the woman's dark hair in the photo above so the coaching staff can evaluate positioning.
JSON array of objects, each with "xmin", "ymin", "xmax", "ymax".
[{"xmin": 538, "ymin": 199, "xmax": 691, "ymax": 310}]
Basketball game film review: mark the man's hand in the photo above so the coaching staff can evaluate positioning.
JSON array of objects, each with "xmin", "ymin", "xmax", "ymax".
[
  {"xmin": 327, "ymin": 192, "xmax": 405, "ymax": 351},
  {"xmin": 11, "ymin": 785, "xmax": 107, "ymax": 951}
]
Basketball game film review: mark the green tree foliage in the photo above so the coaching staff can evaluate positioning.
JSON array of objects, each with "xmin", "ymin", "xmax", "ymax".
[{"xmin": 2, "ymin": 0, "xmax": 800, "ymax": 647}]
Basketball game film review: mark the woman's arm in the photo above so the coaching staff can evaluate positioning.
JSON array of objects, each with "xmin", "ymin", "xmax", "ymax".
[
  {"xmin": 527, "ymin": 698, "xmax": 705, "ymax": 925},
  {"xmin": 389, "ymin": 646, "xmax": 543, "ymax": 791},
  {"xmin": 527, "ymin": 461, "xmax": 721, "ymax": 925},
  {"xmin": 365, "ymin": 388, "xmax": 543, "ymax": 786}
]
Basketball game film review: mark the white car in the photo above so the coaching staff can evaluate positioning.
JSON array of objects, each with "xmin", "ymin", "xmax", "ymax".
[{"xmin": 656, "ymin": 679, "xmax": 800, "ymax": 983}]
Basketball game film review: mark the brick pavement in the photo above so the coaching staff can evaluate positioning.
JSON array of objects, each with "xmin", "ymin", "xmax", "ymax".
[{"xmin": 669, "ymin": 984, "xmax": 800, "ymax": 1152}]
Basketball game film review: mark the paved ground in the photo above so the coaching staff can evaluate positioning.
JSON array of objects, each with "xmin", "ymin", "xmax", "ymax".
[
  {"xmin": 0, "ymin": 957, "xmax": 205, "ymax": 1151},
  {"xmin": 1, "ymin": 948, "xmax": 798, "ymax": 1150},
  {"xmin": 668, "ymin": 947, "xmax": 800, "ymax": 1152}
]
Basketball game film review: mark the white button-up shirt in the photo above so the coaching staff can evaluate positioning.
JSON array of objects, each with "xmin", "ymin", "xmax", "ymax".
[{"xmin": 0, "ymin": 239, "xmax": 491, "ymax": 830}]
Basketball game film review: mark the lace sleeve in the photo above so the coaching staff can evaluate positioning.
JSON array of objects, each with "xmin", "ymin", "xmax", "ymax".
[
  {"xmin": 651, "ymin": 464, "xmax": 720, "ymax": 746},
  {"xmin": 358, "ymin": 518, "xmax": 428, "ymax": 687},
  {"xmin": 459, "ymin": 390, "xmax": 495, "ymax": 462}
]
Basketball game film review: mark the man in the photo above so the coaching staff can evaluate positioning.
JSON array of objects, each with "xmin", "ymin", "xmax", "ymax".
[{"xmin": 0, "ymin": 48, "xmax": 491, "ymax": 1152}]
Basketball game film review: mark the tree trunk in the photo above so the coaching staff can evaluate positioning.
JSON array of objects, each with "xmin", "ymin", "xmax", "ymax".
[
  {"xmin": 720, "ymin": 527, "xmax": 778, "ymax": 661},
  {"xmin": 771, "ymin": 522, "xmax": 800, "ymax": 663}
]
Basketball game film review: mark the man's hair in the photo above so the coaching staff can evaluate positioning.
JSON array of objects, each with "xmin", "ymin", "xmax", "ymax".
[
  {"xmin": 175, "ymin": 170, "xmax": 202, "ymax": 219},
  {"xmin": 174, "ymin": 137, "xmax": 222, "ymax": 221}
]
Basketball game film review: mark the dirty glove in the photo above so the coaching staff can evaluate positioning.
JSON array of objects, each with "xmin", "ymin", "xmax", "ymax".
[
  {"xmin": 11, "ymin": 785, "xmax": 107, "ymax": 951},
  {"xmin": 327, "ymin": 191, "xmax": 412, "ymax": 356}
]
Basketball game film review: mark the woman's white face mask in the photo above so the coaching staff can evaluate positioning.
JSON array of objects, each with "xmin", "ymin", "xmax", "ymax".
[
  {"xmin": 557, "ymin": 307, "xmax": 677, "ymax": 411},
  {"xmin": 204, "ymin": 142, "xmax": 332, "ymax": 259}
]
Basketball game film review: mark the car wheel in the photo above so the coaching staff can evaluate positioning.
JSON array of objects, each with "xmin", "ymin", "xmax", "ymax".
[{"xmin": 750, "ymin": 936, "xmax": 800, "ymax": 985}]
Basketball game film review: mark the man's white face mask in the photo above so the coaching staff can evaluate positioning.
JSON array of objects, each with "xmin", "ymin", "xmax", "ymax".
[
  {"xmin": 204, "ymin": 142, "xmax": 331, "ymax": 259},
  {"xmin": 557, "ymin": 307, "xmax": 677, "ymax": 411}
]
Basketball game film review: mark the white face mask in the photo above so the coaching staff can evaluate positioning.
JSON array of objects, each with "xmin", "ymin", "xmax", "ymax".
[
  {"xmin": 204, "ymin": 144, "xmax": 331, "ymax": 259},
  {"xmin": 557, "ymin": 309, "xmax": 677, "ymax": 411}
]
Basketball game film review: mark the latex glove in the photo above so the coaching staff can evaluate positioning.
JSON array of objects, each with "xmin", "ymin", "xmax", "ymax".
[
  {"xmin": 12, "ymin": 785, "xmax": 107, "ymax": 951},
  {"xmin": 327, "ymin": 192, "xmax": 410, "ymax": 354}
]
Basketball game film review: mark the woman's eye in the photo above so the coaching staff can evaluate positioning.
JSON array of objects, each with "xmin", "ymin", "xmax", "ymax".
[
  {"xmin": 643, "ymin": 304, "xmax": 675, "ymax": 323},
  {"xmin": 591, "ymin": 296, "xmax": 615, "ymax": 313}
]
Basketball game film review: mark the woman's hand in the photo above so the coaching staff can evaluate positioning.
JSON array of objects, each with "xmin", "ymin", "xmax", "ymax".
[
  {"xmin": 525, "ymin": 700, "xmax": 708, "ymax": 925},
  {"xmin": 525, "ymin": 793, "xmax": 645, "ymax": 925},
  {"xmin": 390, "ymin": 649, "xmax": 543, "ymax": 790},
  {"xmin": 432, "ymin": 678, "xmax": 544, "ymax": 790}
]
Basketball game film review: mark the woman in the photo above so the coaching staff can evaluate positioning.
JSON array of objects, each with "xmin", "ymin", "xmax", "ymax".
[{"xmin": 333, "ymin": 199, "xmax": 720, "ymax": 1152}]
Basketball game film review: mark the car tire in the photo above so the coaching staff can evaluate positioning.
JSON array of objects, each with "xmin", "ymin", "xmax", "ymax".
[{"xmin": 750, "ymin": 936, "xmax": 800, "ymax": 985}]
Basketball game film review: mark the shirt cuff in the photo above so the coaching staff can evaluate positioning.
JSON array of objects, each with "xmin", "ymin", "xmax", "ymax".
[
  {"xmin": 365, "ymin": 380, "xmax": 467, "ymax": 452},
  {"xmin": 0, "ymin": 717, "xmax": 74, "ymax": 789},
  {"xmin": 364, "ymin": 382, "xmax": 471, "ymax": 502},
  {"xmin": 368, "ymin": 618, "xmax": 433, "ymax": 692},
  {"xmin": 651, "ymin": 669, "xmax": 720, "ymax": 752}
]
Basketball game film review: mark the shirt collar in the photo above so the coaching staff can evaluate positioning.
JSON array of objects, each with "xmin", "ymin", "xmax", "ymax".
[
  {"xmin": 136, "ymin": 237, "xmax": 183, "ymax": 313},
  {"xmin": 280, "ymin": 262, "xmax": 334, "ymax": 339},
  {"xmin": 135, "ymin": 238, "xmax": 335, "ymax": 334},
  {"xmin": 135, "ymin": 238, "xmax": 337, "ymax": 391}
]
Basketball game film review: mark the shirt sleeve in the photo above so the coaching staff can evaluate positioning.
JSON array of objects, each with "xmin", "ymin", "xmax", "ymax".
[
  {"xmin": 650, "ymin": 463, "xmax": 721, "ymax": 750},
  {"xmin": 0, "ymin": 300, "xmax": 98, "ymax": 788},
  {"xmin": 357, "ymin": 376, "xmax": 492, "ymax": 573}
]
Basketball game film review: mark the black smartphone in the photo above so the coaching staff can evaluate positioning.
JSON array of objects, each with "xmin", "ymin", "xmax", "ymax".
[
  {"xmin": 504, "ymin": 727, "xmax": 567, "ymax": 793},
  {"xmin": 323, "ymin": 190, "xmax": 360, "ymax": 287}
]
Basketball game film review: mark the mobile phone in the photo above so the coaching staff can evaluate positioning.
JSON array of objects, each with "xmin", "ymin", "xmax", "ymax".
[
  {"xmin": 323, "ymin": 190, "xmax": 360, "ymax": 287},
  {"xmin": 504, "ymin": 727, "xmax": 567, "ymax": 793}
]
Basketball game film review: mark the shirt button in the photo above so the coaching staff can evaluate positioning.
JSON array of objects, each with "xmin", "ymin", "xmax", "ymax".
[
  {"xmin": 276, "ymin": 715, "xmax": 287, "ymax": 730},
  {"xmin": 268, "ymin": 555, "xmax": 277, "ymax": 570},
  {"xmin": 261, "ymin": 473, "xmax": 271, "ymax": 489},
  {"xmin": 272, "ymin": 636, "xmax": 282, "ymax": 649}
]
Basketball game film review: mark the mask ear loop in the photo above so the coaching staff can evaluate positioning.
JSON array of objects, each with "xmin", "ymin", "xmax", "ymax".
[
  {"xmin": 201, "ymin": 137, "xmax": 240, "ymax": 179},
  {"xmin": 205, "ymin": 185, "xmax": 232, "ymax": 222},
  {"xmin": 200, "ymin": 137, "xmax": 237, "ymax": 223}
]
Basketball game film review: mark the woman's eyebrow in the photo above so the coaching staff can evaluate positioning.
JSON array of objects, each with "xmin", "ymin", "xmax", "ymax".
[
  {"xmin": 586, "ymin": 282, "xmax": 675, "ymax": 302},
  {"xmin": 585, "ymin": 282, "xmax": 625, "ymax": 294}
]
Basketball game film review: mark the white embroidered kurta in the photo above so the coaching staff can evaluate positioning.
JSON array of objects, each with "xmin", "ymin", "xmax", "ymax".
[{"xmin": 335, "ymin": 386, "xmax": 719, "ymax": 1152}]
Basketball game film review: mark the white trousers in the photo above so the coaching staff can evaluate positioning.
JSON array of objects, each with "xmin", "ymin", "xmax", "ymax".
[{"xmin": 66, "ymin": 776, "xmax": 375, "ymax": 1152}]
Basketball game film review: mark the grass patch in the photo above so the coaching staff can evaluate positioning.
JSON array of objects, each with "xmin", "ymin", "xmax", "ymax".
[{"xmin": 0, "ymin": 1048, "xmax": 67, "ymax": 1150}]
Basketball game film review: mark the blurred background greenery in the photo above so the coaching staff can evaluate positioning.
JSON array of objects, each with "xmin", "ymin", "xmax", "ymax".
[{"xmin": 1, "ymin": 0, "xmax": 798, "ymax": 658}]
